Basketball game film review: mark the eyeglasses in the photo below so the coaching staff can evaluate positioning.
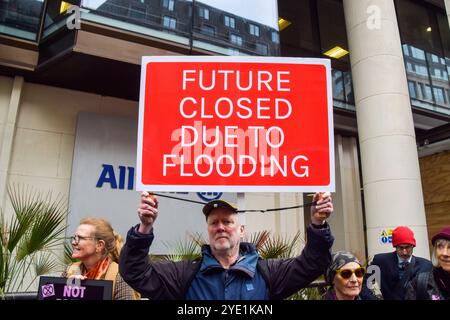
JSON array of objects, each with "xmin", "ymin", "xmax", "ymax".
[
  {"xmin": 336, "ymin": 267, "xmax": 365, "ymax": 279},
  {"xmin": 70, "ymin": 235, "xmax": 96, "ymax": 244}
]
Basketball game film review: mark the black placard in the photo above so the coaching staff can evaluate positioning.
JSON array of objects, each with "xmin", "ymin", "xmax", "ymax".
[{"xmin": 37, "ymin": 276, "xmax": 112, "ymax": 300}]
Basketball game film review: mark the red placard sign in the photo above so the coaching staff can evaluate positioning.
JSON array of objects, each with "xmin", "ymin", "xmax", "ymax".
[{"xmin": 137, "ymin": 56, "xmax": 334, "ymax": 192}]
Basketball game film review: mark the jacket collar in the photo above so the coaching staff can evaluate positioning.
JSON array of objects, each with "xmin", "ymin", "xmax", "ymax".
[{"xmin": 200, "ymin": 242, "xmax": 259, "ymax": 278}]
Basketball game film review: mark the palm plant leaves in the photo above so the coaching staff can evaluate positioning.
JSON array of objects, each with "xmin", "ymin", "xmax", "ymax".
[
  {"xmin": 162, "ymin": 233, "xmax": 205, "ymax": 262},
  {"xmin": 17, "ymin": 195, "xmax": 67, "ymax": 260},
  {"xmin": 246, "ymin": 230, "xmax": 270, "ymax": 252},
  {"xmin": 0, "ymin": 184, "xmax": 68, "ymax": 295},
  {"xmin": 258, "ymin": 231, "xmax": 303, "ymax": 259},
  {"xmin": 63, "ymin": 241, "xmax": 77, "ymax": 265},
  {"xmin": 34, "ymin": 253, "xmax": 59, "ymax": 278}
]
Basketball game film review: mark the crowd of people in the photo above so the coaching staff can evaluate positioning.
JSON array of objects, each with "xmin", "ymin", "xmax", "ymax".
[{"xmin": 63, "ymin": 192, "xmax": 449, "ymax": 300}]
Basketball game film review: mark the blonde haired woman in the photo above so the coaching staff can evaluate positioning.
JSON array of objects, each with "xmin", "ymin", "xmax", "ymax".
[
  {"xmin": 63, "ymin": 218, "xmax": 136, "ymax": 300},
  {"xmin": 405, "ymin": 226, "xmax": 450, "ymax": 300}
]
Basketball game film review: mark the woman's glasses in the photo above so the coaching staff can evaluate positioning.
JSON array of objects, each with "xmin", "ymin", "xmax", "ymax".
[
  {"xmin": 70, "ymin": 235, "xmax": 96, "ymax": 244},
  {"xmin": 336, "ymin": 267, "xmax": 365, "ymax": 279}
]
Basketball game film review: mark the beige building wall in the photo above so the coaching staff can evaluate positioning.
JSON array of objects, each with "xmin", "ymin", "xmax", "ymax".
[
  {"xmin": 0, "ymin": 75, "xmax": 139, "ymax": 291},
  {"xmin": 0, "ymin": 76, "xmax": 14, "ymax": 150},
  {"xmin": 329, "ymin": 135, "xmax": 365, "ymax": 261},
  {"xmin": 243, "ymin": 192, "xmax": 305, "ymax": 251},
  {"xmin": 0, "ymin": 75, "xmax": 138, "ymax": 218}
]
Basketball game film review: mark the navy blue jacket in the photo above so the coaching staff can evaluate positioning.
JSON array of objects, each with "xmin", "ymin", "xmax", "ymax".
[
  {"xmin": 361, "ymin": 251, "xmax": 432, "ymax": 300},
  {"xmin": 119, "ymin": 224, "xmax": 334, "ymax": 300},
  {"xmin": 186, "ymin": 243, "xmax": 268, "ymax": 299}
]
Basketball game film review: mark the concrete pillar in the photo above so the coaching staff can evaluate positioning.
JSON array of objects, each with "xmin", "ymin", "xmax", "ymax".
[
  {"xmin": 445, "ymin": 0, "xmax": 450, "ymax": 26},
  {"xmin": 0, "ymin": 76, "xmax": 23, "ymax": 210},
  {"xmin": 343, "ymin": 0, "xmax": 429, "ymax": 259}
]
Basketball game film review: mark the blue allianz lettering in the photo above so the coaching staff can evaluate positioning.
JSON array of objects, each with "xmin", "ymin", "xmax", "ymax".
[{"xmin": 96, "ymin": 164, "xmax": 135, "ymax": 190}]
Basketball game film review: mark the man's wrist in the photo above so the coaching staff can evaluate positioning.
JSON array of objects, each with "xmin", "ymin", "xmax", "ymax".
[
  {"xmin": 138, "ymin": 223, "xmax": 153, "ymax": 234},
  {"xmin": 311, "ymin": 220, "xmax": 327, "ymax": 229}
]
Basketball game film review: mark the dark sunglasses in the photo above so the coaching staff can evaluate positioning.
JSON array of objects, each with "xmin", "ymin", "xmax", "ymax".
[{"xmin": 336, "ymin": 267, "xmax": 365, "ymax": 279}]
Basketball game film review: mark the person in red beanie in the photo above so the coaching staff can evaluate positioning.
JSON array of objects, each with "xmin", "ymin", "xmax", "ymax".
[
  {"xmin": 406, "ymin": 226, "xmax": 450, "ymax": 300},
  {"xmin": 361, "ymin": 226, "xmax": 432, "ymax": 300}
]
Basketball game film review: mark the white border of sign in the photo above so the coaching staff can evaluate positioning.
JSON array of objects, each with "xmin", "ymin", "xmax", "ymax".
[{"xmin": 137, "ymin": 56, "xmax": 334, "ymax": 192}]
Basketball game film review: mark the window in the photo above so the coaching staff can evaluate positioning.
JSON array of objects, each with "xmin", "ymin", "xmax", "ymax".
[
  {"xmin": 224, "ymin": 16, "xmax": 235, "ymax": 28},
  {"xmin": 163, "ymin": 0, "xmax": 174, "ymax": 11},
  {"xmin": 431, "ymin": 54, "xmax": 439, "ymax": 63},
  {"xmin": 163, "ymin": 16, "xmax": 176, "ymax": 29},
  {"xmin": 415, "ymin": 65, "xmax": 428, "ymax": 76},
  {"xmin": 271, "ymin": 31, "xmax": 279, "ymax": 44},
  {"xmin": 256, "ymin": 43, "xmax": 268, "ymax": 55},
  {"xmin": 201, "ymin": 25, "xmax": 215, "ymax": 37},
  {"xmin": 411, "ymin": 47, "xmax": 425, "ymax": 60},
  {"xmin": 332, "ymin": 70, "xmax": 344, "ymax": 101},
  {"xmin": 420, "ymin": 84, "xmax": 433, "ymax": 100},
  {"xmin": 408, "ymin": 81, "xmax": 417, "ymax": 98},
  {"xmin": 249, "ymin": 24, "xmax": 260, "ymax": 37},
  {"xmin": 406, "ymin": 62, "xmax": 413, "ymax": 72},
  {"xmin": 230, "ymin": 34, "xmax": 242, "ymax": 46},
  {"xmin": 402, "ymin": 44, "xmax": 410, "ymax": 56},
  {"xmin": 433, "ymin": 87, "xmax": 445, "ymax": 104},
  {"xmin": 199, "ymin": 8, "xmax": 209, "ymax": 20},
  {"xmin": 129, "ymin": 6, "xmax": 146, "ymax": 20},
  {"xmin": 228, "ymin": 48, "xmax": 240, "ymax": 55}
]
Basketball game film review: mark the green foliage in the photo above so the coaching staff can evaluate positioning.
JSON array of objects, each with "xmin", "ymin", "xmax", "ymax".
[
  {"xmin": 63, "ymin": 241, "xmax": 78, "ymax": 265},
  {"xmin": 0, "ymin": 185, "xmax": 68, "ymax": 297},
  {"xmin": 161, "ymin": 233, "xmax": 205, "ymax": 262}
]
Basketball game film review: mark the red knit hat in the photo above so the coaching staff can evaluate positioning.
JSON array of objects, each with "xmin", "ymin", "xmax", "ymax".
[
  {"xmin": 431, "ymin": 226, "xmax": 450, "ymax": 245},
  {"xmin": 392, "ymin": 226, "xmax": 416, "ymax": 247}
]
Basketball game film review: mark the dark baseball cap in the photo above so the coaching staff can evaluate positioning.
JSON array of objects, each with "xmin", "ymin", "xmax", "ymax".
[{"xmin": 202, "ymin": 200, "xmax": 238, "ymax": 218}]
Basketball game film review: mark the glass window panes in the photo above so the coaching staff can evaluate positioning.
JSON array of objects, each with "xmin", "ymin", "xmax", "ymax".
[
  {"xmin": 408, "ymin": 81, "xmax": 417, "ymax": 98},
  {"xmin": 271, "ymin": 31, "xmax": 279, "ymax": 44},
  {"xmin": 199, "ymin": 7, "xmax": 209, "ymax": 20},
  {"xmin": 163, "ymin": 15, "xmax": 176, "ymax": 29},
  {"xmin": 397, "ymin": 0, "xmax": 450, "ymax": 112},
  {"xmin": 433, "ymin": 87, "xmax": 445, "ymax": 104},
  {"xmin": 129, "ymin": 6, "xmax": 146, "ymax": 20},
  {"xmin": 411, "ymin": 47, "xmax": 426, "ymax": 60},
  {"xmin": 0, "ymin": 0, "xmax": 45, "ymax": 40},
  {"xmin": 256, "ymin": 43, "xmax": 267, "ymax": 55},
  {"xmin": 230, "ymin": 34, "xmax": 242, "ymax": 46},
  {"xmin": 224, "ymin": 15, "xmax": 235, "ymax": 28},
  {"xmin": 249, "ymin": 24, "xmax": 259, "ymax": 37},
  {"xmin": 163, "ymin": 0, "xmax": 175, "ymax": 11},
  {"xmin": 332, "ymin": 70, "xmax": 345, "ymax": 101},
  {"xmin": 201, "ymin": 24, "xmax": 214, "ymax": 37}
]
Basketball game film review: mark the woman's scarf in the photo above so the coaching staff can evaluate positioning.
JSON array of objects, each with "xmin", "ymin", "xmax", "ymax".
[{"xmin": 82, "ymin": 256, "xmax": 111, "ymax": 280}]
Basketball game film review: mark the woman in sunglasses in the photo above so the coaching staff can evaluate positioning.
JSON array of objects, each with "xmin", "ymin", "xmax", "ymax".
[
  {"xmin": 63, "ymin": 218, "xmax": 137, "ymax": 300},
  {"xmin": 323, "ymin": 251, "xmax": 366, "ymax": 300}
]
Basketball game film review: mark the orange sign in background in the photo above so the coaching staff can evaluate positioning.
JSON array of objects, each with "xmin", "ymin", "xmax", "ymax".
[{"xmin": 137, "ymin": 57, "xmax": 334, "ymax": 192}]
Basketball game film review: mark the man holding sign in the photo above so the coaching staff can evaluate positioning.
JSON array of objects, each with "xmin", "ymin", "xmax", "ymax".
[
  {"xmin": 119, "ymin": 191, "xmax": 333, "ymax": 300},
  {"xmin": 136, "ymin": 56, "xmax": 334, "ymax": 192},
  {"xmin": 121, "ymin": 56, "xmax": 335, "ymax": 299}
]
